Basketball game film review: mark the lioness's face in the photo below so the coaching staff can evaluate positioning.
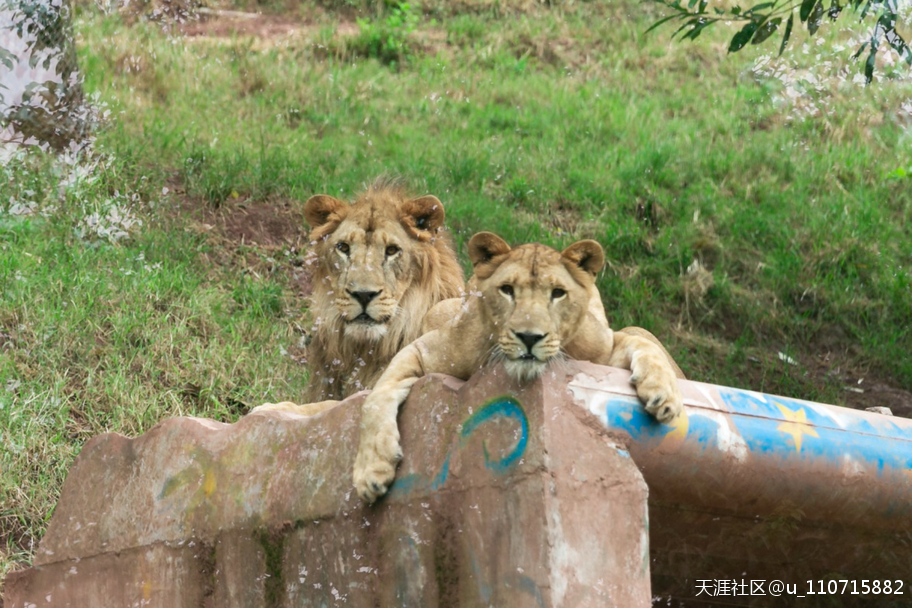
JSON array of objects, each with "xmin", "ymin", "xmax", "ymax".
[
  {"xmin": 305, "ymin": 188, "xmax": 446, "ymax": 343},
  {"xmin": 469, "ymin": 233, "xmax": 605, "ymax": 382}
]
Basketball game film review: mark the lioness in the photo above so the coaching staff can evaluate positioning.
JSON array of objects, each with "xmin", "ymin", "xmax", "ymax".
[
  {"xmin": 256, "ymin": 180, "xmax": 465, "ymax": 413},
  {"xmin": 353, "ymin": 232, "xmax": 685, "ymax": 503}
]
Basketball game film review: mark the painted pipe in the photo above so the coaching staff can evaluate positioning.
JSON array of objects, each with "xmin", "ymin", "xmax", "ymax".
[{"xmin": 568, "ymin": 365, "xmax": 912, "ymax": 529}]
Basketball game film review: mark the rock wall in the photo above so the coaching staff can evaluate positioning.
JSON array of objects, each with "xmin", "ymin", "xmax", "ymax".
[{"xmin": 4, "ymin": 364, "xmax": 652, "ymax": 608}]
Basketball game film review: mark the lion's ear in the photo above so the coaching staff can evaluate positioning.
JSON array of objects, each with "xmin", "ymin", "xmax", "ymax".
[
  {"xmin": 401, "ymin": 195, "xmax": 445, "ymax": 240},
  {"xmin": 304, "ymin": 195, "xmax": 347, "ymax": 229},
  {"xmin": 562, "ymin": 240, "xmax": 605, "ymax": 276},
  {"xmin": 468, "ymin": 232, "xmax": 512, "ymax": 267}
]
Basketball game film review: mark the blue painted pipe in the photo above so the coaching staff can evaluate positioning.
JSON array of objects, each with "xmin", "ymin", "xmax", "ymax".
[{"xmin": 568, "ymin": 366, "xmax": 912, "ymax": 528}]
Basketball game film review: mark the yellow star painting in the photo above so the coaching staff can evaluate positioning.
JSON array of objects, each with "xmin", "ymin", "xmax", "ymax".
[
  {"xmin": 657, "ymin": 409, "xmax": 689, "ymax": 452},
  {"xmin": 775, "ymin": 402, "xmax": 819, "ymax": 453}
]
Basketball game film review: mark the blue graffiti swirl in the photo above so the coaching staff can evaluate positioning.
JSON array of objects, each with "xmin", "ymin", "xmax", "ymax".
[
  {"xmin": 460, "ymin": 397, "xmax": 529, "ymax": 473},
  {"xmin": 389, "ymin": 396, "xmax": 529, "ymax": 498}
]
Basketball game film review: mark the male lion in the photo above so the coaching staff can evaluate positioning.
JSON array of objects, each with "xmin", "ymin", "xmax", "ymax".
[
  {"xmin": 353, "ymin": 231, "xmax": 685, "ymax": 503},
  {"xmin": 255, "ymin": 180, "xmax": 465, "ymax": 413}
]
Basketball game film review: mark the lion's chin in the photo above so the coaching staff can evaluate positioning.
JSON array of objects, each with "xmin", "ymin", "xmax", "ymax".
[
  {"xmin": 343, "ymin": 321, "xmax": 389, "ymax": 342},
  {"xmin": 504, "ymin": 358, "xmax": 547, "ymax": 383}
]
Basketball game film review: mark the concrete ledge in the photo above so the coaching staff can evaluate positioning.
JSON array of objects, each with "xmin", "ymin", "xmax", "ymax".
[
  {"xmin": 7, "ymin": 360, "xmax": 911, "ymax": 607},
  {"xmin": 5, "ymin": 362, "xmax": 651, "ymax": 608}
]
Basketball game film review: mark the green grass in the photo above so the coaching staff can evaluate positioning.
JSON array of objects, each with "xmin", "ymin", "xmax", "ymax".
[
  {"xmin": 0, "ymin": 151, "xmax": 311, "ymax": 579},
  {"xmin": 2, "ymin": 0, "xmax": 912, "ymax": 580}
]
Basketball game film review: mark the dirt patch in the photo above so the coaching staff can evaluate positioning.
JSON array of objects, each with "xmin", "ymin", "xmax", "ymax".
[
  {"xmin": 843, "ymin": 382, "xmax": 912, "ymax": 418},
  {"xmin": 173, "ymin": 183, "xmax": 314, "ymax": 297},
  {"xmin": 177, "ymin": 11, "xmax": 359, "ymax": 42},
  {"xmin": 211, "ymin": 200, "xmax": 306, "ymax": 249},
  {"xmin": 672, "ymin": 327, "xmax": 912, "ymax": 419},
  {"xmin": 804, "ymin": 353, "xmax": 912, "ymax": 419},
  {"xmin": 175, "ymin": 9, "xmax": 458, "ymax": 61},
  {"xmin": 180, "ymin": 13, "xmax": 304, "ymax": 39}
]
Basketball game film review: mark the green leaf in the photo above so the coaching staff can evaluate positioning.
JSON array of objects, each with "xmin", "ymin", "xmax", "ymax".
[
  {"xmin": 646, "ymin": 13, "xmax": 684, "ymax": 35},
  {"xmin": 729, "ymin": 20, "xmax": 760, "ymax": 52},
  {"xmin": 744, "ymin": 2, "xmax": 775, "ymax": 15},
  {"xmin": 0, "ymin": 48, "xmax": 14, "ymax": 70},
  {"xmin": 808, "ymin": 0, "xmax": 825, "ymax": 35},
  {"xmin": 864, "ymin": 46, "xmax": 876, "ymax": 84},
  {"xmin": 864, "ymin": 32, "xmax": 880, "ymax": 85},
  {"xmin": 779, "ymin": 13, "xmax": 794, "ymax": 56},
  {"xmin": 799, "ymin": 0, "xmax": 817, "ymax": 22},
  {"xmin": 682, "ymin": 19, "xmax": 713, "ymax": 40},
  {"xmin": 672, "ymin": 17, "xmax": 704, "ymax": 39},
  {"xmin": 752, "ymin": 17, "xmax": 782, "ymax": 45}
]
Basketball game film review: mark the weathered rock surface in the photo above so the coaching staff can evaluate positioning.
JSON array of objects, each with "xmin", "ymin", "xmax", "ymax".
[{"xmin": 4, "ymin": 363, "xmax": 651, "ymax": 608}]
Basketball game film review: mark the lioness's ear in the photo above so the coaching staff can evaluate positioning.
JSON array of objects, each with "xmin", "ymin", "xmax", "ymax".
[
  {"xmin": 304, "ymin": 195, "xmax": 347, "ymax": 228},
  {"xmin": 562, "ymin": 240, "xmax": 605, "ymax": 276},
  {"xmin": 468, "ymin": 232, "xmax": 512, "ymax": 267},
  {"xmin": 401, "ymin": 195, "xmax": 445, "ymax": 240}
]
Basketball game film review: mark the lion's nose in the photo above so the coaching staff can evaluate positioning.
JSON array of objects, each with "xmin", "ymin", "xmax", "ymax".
[
  {"xmin": 514, "ymin": 331, "xmax": 546, "ymax": 352},
  {"xmin": 349, "ymin": 290, "xmax": 381, "ymax": 308}
]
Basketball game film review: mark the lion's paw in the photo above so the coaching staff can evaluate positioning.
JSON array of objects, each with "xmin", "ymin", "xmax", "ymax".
[
  {"xmin": 250, "ymin": 400, "xmax": 339, "ymax": 417},
  {"xmin": 353, "ymin": 421, "xmax": 403, "ymax": 503},
  {"xmin": 249, "ymin": 401, "xmax": 301, "ymax": 414},
  {"xmin": 631, "ymin": 362, "xmax": 683, "ymax": 424}
]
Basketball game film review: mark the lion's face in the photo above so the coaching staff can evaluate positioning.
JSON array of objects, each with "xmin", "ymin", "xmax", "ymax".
[
  {"xmin": 323, "ymin": 218, "xmax": 423, "ymax": 341},
  {"xmin": 468, "ymin": 233, "xmax": 605, "ymax": 382},
  {"xmin": 305, "ymin": 187, "xmax": 447, "ymax": 343}
]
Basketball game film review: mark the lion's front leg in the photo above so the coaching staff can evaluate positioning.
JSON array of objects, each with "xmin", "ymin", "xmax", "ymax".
[
  {"xmin": 610, "ymin": 330, "xmax": 683, "ymax": 423},
  {"xmin": 353, "ymin": 342, "xmax": 428, "ymax": 503},
  {"xmin": 249, "ymin": 400, "xmax": 340, "ymax": 416},
  {"xmin": 353, "ymin": 388, "xmax": 410, "ymax": 503}
]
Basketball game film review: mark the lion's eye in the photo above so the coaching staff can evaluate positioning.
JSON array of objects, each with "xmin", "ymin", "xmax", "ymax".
[
  {"xmin": 500, "ymin": 285, "xmax": 514, "ymax": 297},
  {"xmin": 552, "ymin": 288, "xmax": 567, "ymax": 300},
  {"xmin": 336, "ymin": 242, "xmax": 350, "ymax": 255},
  {"xmin": 385, "ymin": 245, "xmax": 400, "ymax": 257}
]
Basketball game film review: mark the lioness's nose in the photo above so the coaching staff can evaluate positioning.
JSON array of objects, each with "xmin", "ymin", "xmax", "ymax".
[
  {"xmin": 349, "ymin": 290, "xmax": 381, "ymax": 308},
  {"xmin": 515, "ymin": 331, "xmax": 546, "ymax": 352}
]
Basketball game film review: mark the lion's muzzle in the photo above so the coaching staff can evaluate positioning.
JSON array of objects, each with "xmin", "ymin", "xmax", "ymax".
[
  {"xmin": 515, "ymin": 331, "xmax": 546, "ymax": 355},
  {"xmin": 344, "ymin": 289, "xmax": 388, "ymax": 325},
  {"xmin": 348, "ymin": 290, "xmax": 381, "ymax": 308}
]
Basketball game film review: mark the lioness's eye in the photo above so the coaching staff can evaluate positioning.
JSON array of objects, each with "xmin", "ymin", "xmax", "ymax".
[
  {"xmin": 552, "ymin": 288, "xmax": 567, "ymax": 300},
  {"xmin": 500, "ymin": 285, "xmax": 514, "ymax": 297},
  {"xmin": 385, "ymin": 245, "xmax": 400, "ymax": 257},
  {"xmin": 336, "ymin": 242, "xmax": 350, "ymax": 255}
]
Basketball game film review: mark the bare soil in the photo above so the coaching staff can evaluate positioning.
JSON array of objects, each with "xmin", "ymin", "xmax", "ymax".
[
  {"xmin": 177, "ymin": 11, "xmax": 358, "ymax": 42},
  {"xmin": 173, "ymin": 183, "xmax": 314, "ymax": 298},
  {"xmin": 180, "ymin": 13, "xmax": 304, "ymax": 39}
]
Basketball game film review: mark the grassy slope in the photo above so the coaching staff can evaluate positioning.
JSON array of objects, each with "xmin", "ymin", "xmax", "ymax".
[
  {"xmin": 2, "ymin": 0, "xmax": 911, "ymax": 578},
  {"xmin": 0, "ymin": 153, "xmax": 312, "ymax": 575}
]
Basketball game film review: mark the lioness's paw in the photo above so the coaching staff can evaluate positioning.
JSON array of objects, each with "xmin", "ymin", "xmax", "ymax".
[
  {"xmin": 631, "ymin": 364, "xmax": 683, "ymax": 424},
  {"xmin": 353, "ymin": 422, "xmax": 403, "ymax": 503}
]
